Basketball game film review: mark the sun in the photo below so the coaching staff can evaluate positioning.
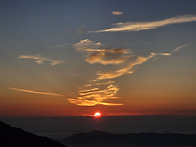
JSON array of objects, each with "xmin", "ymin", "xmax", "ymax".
[{"xmin": 94, "ymin": 112, "xmax": 101, "ymax": 117}]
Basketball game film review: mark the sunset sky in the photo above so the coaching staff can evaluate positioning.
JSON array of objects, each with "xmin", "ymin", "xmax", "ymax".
[{"xmin": 0, "ymin": 0, "xmax": 196, "ymax": 116}]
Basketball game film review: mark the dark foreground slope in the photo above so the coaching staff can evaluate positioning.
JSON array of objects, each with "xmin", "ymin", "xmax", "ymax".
[
  {"xmin": 0, "ymin": 121, "xmax": 65, "ymax": 147},
  {"xmin": 61, "ymin": 130, "xmax": 196, "ymax": 147}
]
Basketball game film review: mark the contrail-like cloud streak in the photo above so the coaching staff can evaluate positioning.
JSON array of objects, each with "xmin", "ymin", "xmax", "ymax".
[
  {"xmin": 112, "ymin": 11, "xmax": 124, "ymax": 15},
  {"xmin": 172, "ymin": 43, "xmax": 191, "ymax": 52},
  {"xmin": 96, "ymin": 52, "xmax": 171, "ymax": 80},
  {"xmin": 19, "ymin": 55, "xmax": 62, "ymax": 66},
  {"xmin": 90, "ymin": 15, "xmax": 196, "ymax": 33},
  {"xmin": 9, "ymin": 88, "xmax": 64, "ymax": 97}
]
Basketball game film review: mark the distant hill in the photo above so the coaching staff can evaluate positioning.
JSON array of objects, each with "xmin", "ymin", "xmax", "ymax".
[
  {"xmin": 0, "ymin": 121, "xmax": 66, "ymax": 147},
  {"xmin": 61, "ymin": 130, "xmax": 196, "ymax": 147}
]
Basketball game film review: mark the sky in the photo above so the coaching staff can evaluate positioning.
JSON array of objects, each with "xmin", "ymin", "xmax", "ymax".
[{"xmin": 0, "ymin": 0, "xmax": 196, "ymax": 116}]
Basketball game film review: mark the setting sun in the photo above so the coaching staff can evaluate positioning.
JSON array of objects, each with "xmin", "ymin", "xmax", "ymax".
[{"xmin": 94, "ymin": 112, "xmax": 101, "ymax": 117}]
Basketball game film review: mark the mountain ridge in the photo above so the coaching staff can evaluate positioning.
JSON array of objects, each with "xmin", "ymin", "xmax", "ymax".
[
  {"xmin": 61, "ymin": 129, "xmax": 196, "ymax": 147},
  {"xmin": 0, "ymin": 121, "xmax": 66, "ymax": 147}
]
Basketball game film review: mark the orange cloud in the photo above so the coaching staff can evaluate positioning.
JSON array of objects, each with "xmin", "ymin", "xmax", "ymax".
[
  {"xmin": 9, "ymin": 88, "xmax": 64, "ymax": 97},
  {"xmin": 70, "ymin": 39, "xmax": 173, "ymax": 106},
  {"xmin": 74, "ymin": 39, "xmax": 130, "ymax": 65},
  {"xmin": 112, "ymin": 11, "xmax": 124, "ymax": 15},
  {"xmin": 97, "ymin": 53, "xmax": 171, "ymax": 80},
  {"xmin": 69, "ymin": 84, "xmax": 123, "ymax": 106}
]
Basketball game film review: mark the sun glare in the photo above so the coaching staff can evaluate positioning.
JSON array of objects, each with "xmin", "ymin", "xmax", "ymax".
[{"xmin": 94, "ymin": 112, "xmax": 101, "ymax": 117}]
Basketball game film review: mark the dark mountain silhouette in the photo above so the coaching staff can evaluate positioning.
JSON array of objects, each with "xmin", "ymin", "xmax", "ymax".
[
  {"xmin": 61, "ymin": 130, "xmax": 196, "ymax": 147},
  {"xmin": 0, "ymin": 121, "xmax": 66, "ymax": 147}
]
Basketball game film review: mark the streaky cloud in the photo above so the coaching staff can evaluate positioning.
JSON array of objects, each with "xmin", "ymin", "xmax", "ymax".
[
  {"xmin": 94, "ymin": 80, "xmax": 115, "ymax": 85},
  {"xmin": 172, "ymin": 43, "xmax": 191, "ymax": 52},
  {"xmin": 112, "ymin": 11, "xmax": 124, "ymax": 15},
  {"xmin": 9, "ymin": 88, "xmax": 64, "ymax": 97},
  {"xmin": 69, "ymin": 84, "xmax": 123, "ymax": 106},
  {"xmin": 89, "ymin": 15, "xmax": 196, "ymax": 33},
  {"xmin": 83, "ymin": 80, "xmax": 114, "ymax": 87},
  {"xmin": 83, "ymin": 84, "xmax": 92, "ymax": 87},
  {"xmin": 19, "ymin": 55, "xmax": 62, "ymax": 66},
  {"xmin": 96, "ymin": 52, "xmax": 171, "ymax": 80},
  {"xmin": 79, "ymin": 87, "xmax": 99, "ymax": 93}
]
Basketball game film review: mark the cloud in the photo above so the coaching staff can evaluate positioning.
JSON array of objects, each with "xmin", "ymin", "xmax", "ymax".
[
  {"xmin": 74, "ymin": 39, "xmax": 130, "ymax": 65},
  {"xmin": 19, "ymin": 55, "xmax": 62, "ymax": 66},
  {"xmin": 112, "ymin": 11, "xmax": 124, "ymax": 15},
  {"xmin": 86, "ymin": 49, "xmax": 130, "ymax": 65},
  {"xmin": 70, "ymin": 39, "xmax": 174, "ymax": 106},
  {"xmin": 94, "ymin": 80, "xmax": 115, "ymax": 86},
  {"xmin": 74, "ymin": 39, "xmax": 103, "ymax": 51},
  {"xmin": 69, "ymin": 84, "xmax": 123, "ymax": 106},
  {"xmin": 83, "ymin": 80, "xmax": 114, "ymax": 88},
  {"xmin": 90, "ymin": 15, "xmax": 196, "ymax": 33},
  {"xmin": 96, "ymin": 52, "xmax": 171, "ymax": 80},
  {"xmin": 83, "ymin": 84, "xmax": 92, "ymax": 87},
  {"xmin": 172, "ymin": 43, "xmax": 191, "ymax": 52},
  {"xmin": 9, "ymin": 88, "xmax": 64, "ymax": 97},
  {"xmin": 74, "ymin": 39, "xmax": 171, "ymax": 80},
  {"xmin": 70, "ymin": 39, "xmax": 173, "ymax": 106}
]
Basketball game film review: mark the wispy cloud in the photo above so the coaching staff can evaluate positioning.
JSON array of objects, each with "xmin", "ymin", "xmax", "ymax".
[
  {"xmin": 9, "ymin": 88, "xmax": 64, "ymax": 97},
  {"xmin": 69, "ymin": 84, "xmax": 123, "ymax": 106},
  {"xmin": 83, "ymin": 80, "xmax": 114, "ymax": 87},
  {"xmin": 74, "ymin": 39, "xmax": 130, "ymax": 65},
  {"xmin": 96, "ymin": 52, "xmax": 171, "ymax": 80},
  {"xmin": 172, "ymin": 43, "xmax": 191, "ymax": 52},
  {"xmin": 74, "ymin": 39, "xmax": 171, "ymax": 80},
  {"xmin": 90, "ymin": 15, "xmax": 196, "ymax": 33},
  {"xmin": 94, "ymin": 80, "xmax": 115, "ymax": 86},
  {"xmin": 112, "ymin": 11, "xmax": 124, "ymax": 15},
  {"xmin": 19, "ymin": 55, "xmax": 62, "ymax": 66},
  {"xmin": 69, "ymin": 39, "xmax": 173, "ymax": 106}
]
